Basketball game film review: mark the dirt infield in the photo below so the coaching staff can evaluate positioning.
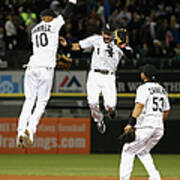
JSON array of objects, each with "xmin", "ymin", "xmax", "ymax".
[{"xmin": 0, "ymin": 175, "xmax": 179, "ymax": 180}]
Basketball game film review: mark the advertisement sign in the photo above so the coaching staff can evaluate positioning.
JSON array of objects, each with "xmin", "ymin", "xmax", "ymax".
[
  {"xmin": 2, "ymin": 71, "xmax": 180, "ymax": 94},
  {"xmin": 55, "ymin": 71, "xmax": 87, "ymax": 93},
  {"xmin": 0, "ymin": 118, "xmax": 25, "ymax": 153},
  {"xmin": 0, "ymin": 70, "xmax": 87, "ymax": 93},
  {"xmin": 57, "ymin": 118, "xmax": 90, "ymax": 154},
  {"xmin": 117, "ymin": 72, "xmax": 180, "ymax": 93},
  {"xmin": 0, "ymin": 71, "xmax": 24, "ymax": 93},
  {"xmin": 0, "ymin": 117, "xmax": 90, "ymax": 154}
]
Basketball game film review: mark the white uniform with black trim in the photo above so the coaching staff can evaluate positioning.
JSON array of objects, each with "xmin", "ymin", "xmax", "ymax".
[
  {"xmin": 135, "ymin": 82, "xmax": 170, "ymax": 129},
  {"xmin": 18, "ymin": 15, "xmax": 65, "ymax": 136},
  {"xmin": 120, "ymin": 82, "xmax": 170, "ymax": 180},
  {"xmin": 79, "ymin": 35, "xmax": 124, "ymax": 108}
]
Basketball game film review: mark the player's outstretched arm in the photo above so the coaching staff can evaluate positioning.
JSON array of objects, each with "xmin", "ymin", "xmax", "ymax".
[
  {"xmin": 59, "ymin": 36, "xmax": 81, "ymax": 51},
  {"xmin": 61, "ymin": 0, "xmax": 77, "ymax": 19}
]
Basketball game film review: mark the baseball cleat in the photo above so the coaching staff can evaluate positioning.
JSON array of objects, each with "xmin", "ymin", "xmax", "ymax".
[
  {"xmin": 16, "ymin": 135, "xmax": 25, "ymax": 149},
  {"xmin": 25, "ymin": 129, "xmax": 34, "ymax": 146},
  {"xmin": 97, "ymin": 120, "xmax": 106, "ymax": 134},
  {"xmin": 109, "ymin": 110, "xmax": 116, "ymax": 119}
]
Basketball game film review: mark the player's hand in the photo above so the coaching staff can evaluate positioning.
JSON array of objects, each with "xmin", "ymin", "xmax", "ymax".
[
  {"xmin": 59, "ymin": 36, "xmax": 68, "ymax": 47},
  {"xmin": 118, "ymin": 43, "xmax": 126, "ymax": 48},
  {"xmin": 124, "ymin": 124, "xmax": 133, "ymax": 133}
]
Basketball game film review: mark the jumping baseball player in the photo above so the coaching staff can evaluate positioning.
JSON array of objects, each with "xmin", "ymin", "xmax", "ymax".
[
  {"xmin": 60, "ymin": 25, "xmax": 130, "ymax": 134},
  {"xmin": 16, "ymin": 0, "xmax": 77, "ymax": 148},
  {"xmin": 119, "ymin": 64, "xmax": 170, "ymax": 180}
]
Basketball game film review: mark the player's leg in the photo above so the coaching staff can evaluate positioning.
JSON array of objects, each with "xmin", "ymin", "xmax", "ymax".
[
  {"xmin": 25, "ymin": 68, "xmax": 54, "ymax": 145},
  {"xmin": 87, "ymin": 71, "xmax": 104, "ymax": 133},
  {"xmin": 138, "ymin": 153, "xmax": 161, "ymax": 180},
  {"xmin": 102, "ymin": 74, "xmax": 117, "ymax": 119},
  {"xmin": 17, "ymin": 68, "xmax": 37, "ymax": 148},
  {"xmin": 119, "ymin": 128, "xmax": 155, "ymax": 179},
  {"xmin": 120, "ymin": 144, "xmax": 135, "ymax": 180},
  {"xmin": 87, "ymin": 71, "xmax": 102, "ymax": 122},
  {"xmin": 137, "ymin": 129, "xmax": 164, "ymax": 180}
]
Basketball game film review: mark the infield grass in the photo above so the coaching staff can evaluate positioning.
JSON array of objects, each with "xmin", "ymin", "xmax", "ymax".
[{"xmin": 0, "ymin": 154, "xmax": 179, "ymax": 177}]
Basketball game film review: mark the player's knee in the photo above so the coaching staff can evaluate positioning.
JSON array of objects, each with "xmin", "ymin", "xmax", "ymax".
[
  {"xmin": 36, "ymin": 100, "xmax": 48, "ymax": 111},
  {"xmin": 25, "ymin": 97, "xmax": 36, "ymax": 106}
]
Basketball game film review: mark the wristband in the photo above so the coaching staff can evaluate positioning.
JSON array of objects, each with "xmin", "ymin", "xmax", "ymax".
[{"xmin": 128, "ymin": 117, "xmax": 136, "ymax": 127}]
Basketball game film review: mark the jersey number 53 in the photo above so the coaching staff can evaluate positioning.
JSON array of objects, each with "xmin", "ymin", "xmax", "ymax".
[{"xmin": 152, "ymin": 96, "xmax": 164, "ymax": 112}]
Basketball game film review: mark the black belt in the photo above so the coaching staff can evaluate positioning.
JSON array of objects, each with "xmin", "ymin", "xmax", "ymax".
[{"xmin": 94, "ymin": 69, "xmax": 114, "ymax": 75}]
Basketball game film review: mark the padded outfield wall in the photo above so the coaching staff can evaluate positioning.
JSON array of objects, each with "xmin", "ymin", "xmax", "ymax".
[{"xmin": 0, "ymin": 117, "xmax": 179, "ymax": 154}]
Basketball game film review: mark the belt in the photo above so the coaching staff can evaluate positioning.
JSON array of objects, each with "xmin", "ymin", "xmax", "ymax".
[
  {"xmin": 94, "ymin": 69, "xmax": 114, "ymax": 75},
  {"xmin": 23, "ymin": 65, "xmax": 53, "ymax": 70}
]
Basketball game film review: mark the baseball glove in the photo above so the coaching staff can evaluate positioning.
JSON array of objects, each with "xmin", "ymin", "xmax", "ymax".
[
  {"xmin": 57, "ymin": 53, "xmax": 72, "ymax": 70},
  {"xmin": 113, "ymin": 28, "xmax": 128, "ymax": 47},
  {"xmin": 118, "ymin": 128, "xmax": 135, "ymax": 143}
]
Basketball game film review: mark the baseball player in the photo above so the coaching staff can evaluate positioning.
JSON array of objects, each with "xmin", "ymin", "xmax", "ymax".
[
  {"xmin": 119, "ymin": 64, "xmax": 170, "ymax": 180},
  {"xmin": 16, "ymin": 0, "xmax": 77, "ymax": 148},
  {"xmin": 60, "ymin": 25, "xmax": 130, "ymax": 134}
]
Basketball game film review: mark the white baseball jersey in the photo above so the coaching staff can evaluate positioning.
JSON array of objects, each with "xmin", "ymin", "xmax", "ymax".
[
  {"xmin": 135, "ymin": 82, "xmax": 170, "ymax": 129},
  {"xmin": 28, "ymin": 15, "xmax": 65, "ymax": 68},
  {"xmin": 79, "ymin": 35, "xmax": 124, "ymax": 72}
]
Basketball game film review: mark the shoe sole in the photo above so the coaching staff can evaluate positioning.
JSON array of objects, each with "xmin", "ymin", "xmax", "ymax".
[
  {"xmin": 17, "ymin": 135, "xmax": 25, "ymax": 149},
  {"xmin": 25, "ymin": 129, "xmax": 33, "ymax": 146},
  {"xmin": 97, "ymin": 122, "xmax": 106, "ymax": 134}
]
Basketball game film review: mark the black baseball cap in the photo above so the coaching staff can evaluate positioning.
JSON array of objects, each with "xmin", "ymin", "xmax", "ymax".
[
  {"xmin": 40, "ymin": 9, "xmax": 56, "ymax": 17},
  {"xmin": 103, "ymin": 23, "xmax": 113, "ymax": 34},
  {"xmin": 139, "ymin": 64, "xmax": 157, "ymax": 80}
]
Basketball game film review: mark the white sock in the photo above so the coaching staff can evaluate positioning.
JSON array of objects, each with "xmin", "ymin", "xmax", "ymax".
[{"xmin": 138, "ymin": 153, "xmax": 161, "ymax": 180}]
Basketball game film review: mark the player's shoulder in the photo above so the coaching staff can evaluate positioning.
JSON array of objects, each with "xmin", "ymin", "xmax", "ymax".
[
  {"xmin": 137, "ymin": 82, "xmax": 168, "ymax": 95},
  {"xmin": 157, "ymin": 83, "xmax": 168, "ymax": 95},
  {"xmin": 136, "ymin": 82, "xmax": 152, "ymax": 92},
  {"xmin": 53, "ymin": 14, "xmax": 64, "ymax": 22},
  {"xmin": 50, "ymin": 14, "xmax": 65, "ymax": 28},
  {"xmin": 136, "ymin": 83, "xmax": 146, "ymax": 92},
  {"xmin": 89, "ymin": 34, "xmax": 102, "ymax": 41},
  {"xmin": 81, "ymin": 34, "xmax": 102, "ymax": 43},
  {"xmin": 31, "ymin": 21, "xmax": 42, "ymax": 33}
]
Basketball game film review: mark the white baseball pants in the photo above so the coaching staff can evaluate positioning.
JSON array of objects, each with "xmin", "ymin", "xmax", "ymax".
[
  {"xmin": 120, "ymin": 127, "xmax": 164, "ymax": 180},
  {"xmin": 87, "ymin": 70, "xmax": 117, "ymax": 109},
  {"xmin": 18, "ymin": 67, "xmax": 54, "ymax": 136}
]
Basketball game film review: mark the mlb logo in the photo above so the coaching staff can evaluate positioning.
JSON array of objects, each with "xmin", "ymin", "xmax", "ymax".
[{"xmin": 55, "ymin": 71, "xmax": 87, "ymax": 93}]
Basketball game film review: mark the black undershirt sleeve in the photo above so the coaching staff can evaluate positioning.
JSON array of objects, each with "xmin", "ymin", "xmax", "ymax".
[{"xmin": 61, "ymin": 2, "xmax": 75, "ymax": 19}]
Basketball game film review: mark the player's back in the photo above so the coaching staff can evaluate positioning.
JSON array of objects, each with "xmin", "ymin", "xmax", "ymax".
[
  {"xmin": 136, "ymin": 82, "xmax": 170, "ymax": 128},
  {"xmin": 28, "ymin": 15, "xmax": 64, "ymax": 68}
]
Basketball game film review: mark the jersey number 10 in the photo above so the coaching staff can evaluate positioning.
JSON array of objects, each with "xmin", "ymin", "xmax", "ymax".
[{"xmin": 35, "ymin": 33, "xmax": 48, "ymax": 48}]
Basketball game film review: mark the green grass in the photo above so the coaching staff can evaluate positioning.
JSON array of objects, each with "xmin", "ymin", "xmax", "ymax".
[{"xmin": 0, "ymin": 154, "xmax": 179, "ymax": 177}]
